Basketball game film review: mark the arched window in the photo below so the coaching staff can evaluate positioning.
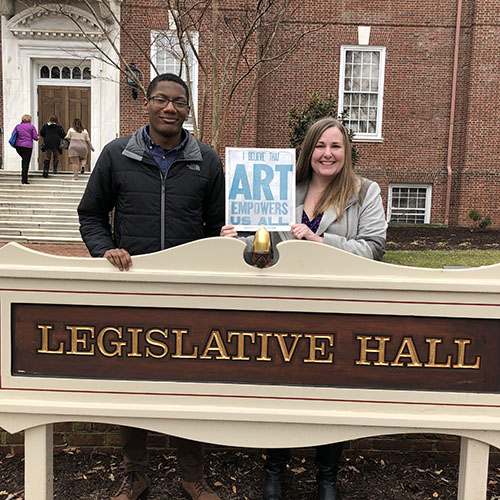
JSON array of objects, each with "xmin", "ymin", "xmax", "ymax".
[
  {"xmin": 51, "ymin": 66, "xmax": 60, "ymax": 79},
  {"xmin": 72, "ymin": 67, "xmax": 81, "ymax": 79},
  {"xmin": 83, "ymin": 67, "xmax": 91, "ymax": 80},
  {"xmin": 62, "ymin": 67, "xmax": 71, "ymax": 79},
  {"xmin": 40, "ymin": 66, "xmax": 50, "ymax": 78}
]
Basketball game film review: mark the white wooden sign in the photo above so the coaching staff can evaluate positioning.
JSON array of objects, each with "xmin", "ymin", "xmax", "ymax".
[{"xmin": 0, "ymin": 241, "xmax": 499, "ymax": 500}]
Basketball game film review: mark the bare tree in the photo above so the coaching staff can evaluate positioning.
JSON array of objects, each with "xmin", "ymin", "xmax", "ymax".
[
  {"xmin": 21, "ymin": 0, "xmax": 325, "ymax": 152},
  {"xmin": 162, "ymin": 0, "xmax": 325, "ymax": 150}
]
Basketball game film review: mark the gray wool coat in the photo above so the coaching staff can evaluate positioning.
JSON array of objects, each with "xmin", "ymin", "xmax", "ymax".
[{"xmin": 244, "ymin": 177, "xmax": 387, "ymax": 262}]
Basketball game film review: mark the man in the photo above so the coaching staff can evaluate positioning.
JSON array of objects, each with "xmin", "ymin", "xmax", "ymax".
[{"xmin": 78, "ymin": 73, "xmax": 224, "ymax": 500}]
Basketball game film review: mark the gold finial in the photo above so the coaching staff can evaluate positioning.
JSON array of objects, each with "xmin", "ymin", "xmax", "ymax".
[{"xmin": 253, "ymin": 227, "xmax": 271, "ymax": 253}]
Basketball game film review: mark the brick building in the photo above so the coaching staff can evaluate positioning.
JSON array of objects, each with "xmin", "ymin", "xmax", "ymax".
[{"xmin": 1, "ymin": 0, "xmax": 499, "ymax": 226}]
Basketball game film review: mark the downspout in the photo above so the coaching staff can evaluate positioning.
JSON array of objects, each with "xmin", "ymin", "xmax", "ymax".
[{"xmin": 444, "ymin": 0, "xmax": 463, "ymax": 225}]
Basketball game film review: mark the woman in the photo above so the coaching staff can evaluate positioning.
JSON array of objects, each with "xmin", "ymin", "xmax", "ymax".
[
  {"xmin": 221, "ymin": 117, "xmax": 387, "ymax": 500},
  {"xmin": 12, "ymin": 114, "xmax": 38, "ymax": 184},
  {"xmin": 65, "ymin": 118, "xmax": 94, "ymax": 179},
  {"xmin": 39, "ymin": 115, "xmax": 65, "ymax": 177}
]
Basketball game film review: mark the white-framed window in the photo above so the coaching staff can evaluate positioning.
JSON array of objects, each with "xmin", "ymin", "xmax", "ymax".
[
  {"xmin": 39, "ymin": 63, "xmax": 91, "ymax": 81},
  {"xmin": 388, "ymin": 184, "xmax": 432, "ymax": 224},
  {"xmin": 338, "ymin": 46, "xmax": 386, "ymax": 141},
  {"xmin": 151, "ymin": 28, "xmax": 199, "ymax": 129}
]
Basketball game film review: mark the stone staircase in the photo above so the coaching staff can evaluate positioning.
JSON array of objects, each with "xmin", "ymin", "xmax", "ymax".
[{"xmin": 0, "ymin": 170, "xmax": 88, "ymax": 244}]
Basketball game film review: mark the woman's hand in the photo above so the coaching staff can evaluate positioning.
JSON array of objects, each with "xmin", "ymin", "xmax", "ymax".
[
  {"xmin": 220, "ymin": 224, "xmax": 238, "ymax": 238},
  {"xmin": 291, "ymin": 223, "xmax": 323, "ymax": 243}
]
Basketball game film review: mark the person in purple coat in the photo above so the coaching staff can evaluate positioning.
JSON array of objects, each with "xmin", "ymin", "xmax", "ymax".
[{"xmin": 12, "ymin": 114, "xmax": 38, "ymax": 184}]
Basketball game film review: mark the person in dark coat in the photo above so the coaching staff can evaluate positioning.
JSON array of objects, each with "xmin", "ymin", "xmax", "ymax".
[
  {"xmin": 39, "ymin": 116, "xmax": 66, "ymax": 176},
  {"xmin": 78, "ymin": 73, "xmax": 224, "ymax": 500}
]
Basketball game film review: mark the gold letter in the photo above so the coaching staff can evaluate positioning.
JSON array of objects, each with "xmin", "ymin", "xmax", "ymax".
[
  {"xmin": 145, "ymin": 329, "xmax": 169, "ymax": 359},
  {"xmin": 256, "ymin": 332, "xmax": 273, "ymax": 362},
  {"xmin": 228, "ymin": 331, "xmax": 255, "ymax": 361},
  {"xmin": 97, "ymin": 327, "xmax": 127, "ymax": 357},
  {"xmin": 303, "ymin": 334, "xmax": 334, "ymax": 363},
  {"xmin": 171, "ymin": 329, "xmax": 198, "ymax": 359},
  {"xmin": 273, "ymin": 333, "xmax": 302, "ymax": 363},
  {"xmin": 424, "ymin": 338, "xmax": 452, "ymax": 368},
  {"xmin": 66, "ymin": 326, "xmax": 95, "ymax": 355},
  {"xmin": 453, "ymin": 339, "xmax": 481, "ymax": 369},
  {"xmin": 390, "ymin": 337, "xmax": 423, "ymax": 367},
  {"xmin": 37, "ymin": 324, "xmax": 64, "ymax": 354},
  {"xmin": 355, "ymin": 335, "xmax": 391, "ymax": 366},
  {"xmin": 199, "ymin": 330, "xmax": 230, "ymax": 360},
  {"xmin": 127, "ymin": 327, "xmax": 143, "ymax": 357}
]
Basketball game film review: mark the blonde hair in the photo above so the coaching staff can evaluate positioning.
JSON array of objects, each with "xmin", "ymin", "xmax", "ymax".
[
  {"xmin": 296, "ymin": 117, "xmax": 360, "ymax": 219},
  {"xmin": 21, "ymin": 114, "xmax": 32, "ymax": 123}
]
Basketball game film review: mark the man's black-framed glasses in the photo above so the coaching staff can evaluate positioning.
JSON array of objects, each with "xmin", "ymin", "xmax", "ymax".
[{"xmin": 148, "ymin": 95, "xmax": 189, "ymax": 109}]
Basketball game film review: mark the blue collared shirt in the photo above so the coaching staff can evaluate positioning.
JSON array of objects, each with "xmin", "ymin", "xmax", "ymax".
[{"xmin": 143, "ymin": 127, "xmax": 188, "ymax": 176}]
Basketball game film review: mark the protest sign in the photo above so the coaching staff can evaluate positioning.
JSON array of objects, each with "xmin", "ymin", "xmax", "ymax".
[{"xmin": 225, "ymin": 147, "xmax": 296, "ymax": 231}]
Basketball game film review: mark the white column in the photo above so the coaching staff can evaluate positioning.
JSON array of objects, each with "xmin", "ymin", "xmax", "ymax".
[
  {"xmin": 24, "ymin": 424, "xmax": 53, "ymax": 500},
  {"xmin": 457, "ymin": 437, "xmax": 489, "ymax": 500}
]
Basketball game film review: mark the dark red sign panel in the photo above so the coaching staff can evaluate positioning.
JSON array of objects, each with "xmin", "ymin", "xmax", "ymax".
[{"xmin": 10, "ymin": 303, "xmax": 499, "ymax": 393}]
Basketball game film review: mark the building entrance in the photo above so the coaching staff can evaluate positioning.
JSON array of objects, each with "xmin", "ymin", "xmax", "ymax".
[{"xmin": 37, "ymin": 86, "xmax": 91, "ymax": 172}]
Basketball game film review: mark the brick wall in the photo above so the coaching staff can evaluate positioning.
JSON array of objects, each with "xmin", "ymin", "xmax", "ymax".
[
  {"xmin": 0, "ymin": 21, "xmax": 3, "ymax": 169},
  {"xmin": 1, "ymin": 425, "xmax": 499, "ymax": 463},
  {"xmin": 116, "ymin": 0, "xmax": 499, "ymax": 227}
]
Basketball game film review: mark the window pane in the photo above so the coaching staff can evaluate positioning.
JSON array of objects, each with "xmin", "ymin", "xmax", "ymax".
[
  {"xmin": 72, "ymin": 67, "xmax": 81, "ymax": 79},
  {"xmin": 40, "ymin": 66, "xmax": 49, "ymax": 78},
  {"xmin": 62, "ymin": 67, "xmax": 71, "ymax": 79},
  {"xmin": 341, "ymin": 48, "xmax": 383, "ymax": 136},
  {"xmin": 51, "ymin": 66, "xmax": 60, "ymax": 78},
  {"xmin": 83, "ymin": 67, "xmax": 91, "ymax": 79},
  {"xmin": 390, "ymin": 186, "xmax": 429, "ymax": 224}
]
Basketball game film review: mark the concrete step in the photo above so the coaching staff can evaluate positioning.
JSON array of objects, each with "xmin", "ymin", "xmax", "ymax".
[
  {"xmin": 0, "ymin": 220, "xmax": 79, "ymax": 229},
  {"xmin": 0, "ymin": 207, "xmax": 79, "ymax": 216},
  {"xmin": 0, "ymin": 214, "xmax": 79, "ymax": 222},
  {"xmin": 0, "ymin": 234, "xmax": 83, "ymax": 244},
  {"xmin": 0, "ymin": 170, "xmax": 88, "ymax": 244},
  {"xmin": 1, "ymin": 192, "xmax": 83, "ymax": 201},
  {"xmin": 1, "ymin": 201, "xmax": 79, "ymax": 209},
  {"xmin": 0, "ymin": 226, "xmax": 80, "ymax": 235}
]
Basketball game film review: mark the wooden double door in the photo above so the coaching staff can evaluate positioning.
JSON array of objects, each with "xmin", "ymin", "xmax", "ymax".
[{"xmin": 37, "ymin": 86, "xmax": 91, "ymax": 171}]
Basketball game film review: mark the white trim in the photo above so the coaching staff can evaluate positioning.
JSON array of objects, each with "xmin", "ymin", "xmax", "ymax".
[
  {"xmin": 387, "ymin": 183, "xmax": 432, "ymax": 224},
  {"xmin": 338, "ymin": 45, "xmax": 386, "ymax": 141},
  {"xmin": 2, "ymin": 13, "xmax": 120, "ymax": 172},
  {"xmin": 358, "ymin": 26, "xmax": 371, "ymax": 45}
]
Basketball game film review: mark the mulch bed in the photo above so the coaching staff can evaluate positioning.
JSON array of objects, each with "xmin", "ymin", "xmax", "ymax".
[
  {"xmin": 386, "ymin": 225, "xmax": 500, "ymax": 251},
  {"xmin": 1, "ymin": 447, "xmax": 499, "ymax": 500}
]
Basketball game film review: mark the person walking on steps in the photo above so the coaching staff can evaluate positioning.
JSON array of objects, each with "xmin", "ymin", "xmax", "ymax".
[
  {"xmin": 65, "ymin": 118, "xmax": 94, "ymax": 179},
  {"xmin": 78, "ymin": 73, "xmax": 225, "ymax": 500},
  {"xmin": 40, "ymin": 115, "xmax": 65, "ymax": 177},
  {"xmin": 11, "ymin": 114, "xmax": 38, "ymax": 184}
]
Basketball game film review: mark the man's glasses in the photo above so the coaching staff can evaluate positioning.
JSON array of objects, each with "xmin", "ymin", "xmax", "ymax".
[{"xmin": 148, "ymin": 95, "xmax": 189, "ymax": 109}]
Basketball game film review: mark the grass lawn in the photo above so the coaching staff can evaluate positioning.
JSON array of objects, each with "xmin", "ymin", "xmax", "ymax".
[{"xmin": 383, "ymin": 250, "xmax": 500, "ymax": 268}]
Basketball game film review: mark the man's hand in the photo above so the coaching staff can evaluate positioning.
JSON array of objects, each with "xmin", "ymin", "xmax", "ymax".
[{"xmin": 104, "ymin": 248, "xmax": 132, "ymax": 271}]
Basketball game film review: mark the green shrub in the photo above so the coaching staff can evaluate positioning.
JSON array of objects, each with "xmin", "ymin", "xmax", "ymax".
[
  {"xmin": 468, "ymin": 209, "xmax": 492, "ymax": 229},
  {"xmin": 288, "ymin": 92, "xmax": 359, "ymax": 166}
]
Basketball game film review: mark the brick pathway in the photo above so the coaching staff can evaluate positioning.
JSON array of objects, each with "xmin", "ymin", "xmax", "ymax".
[{"xmin": 0, "ymin": 242, "xmax": 90, "ymax": 257}]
